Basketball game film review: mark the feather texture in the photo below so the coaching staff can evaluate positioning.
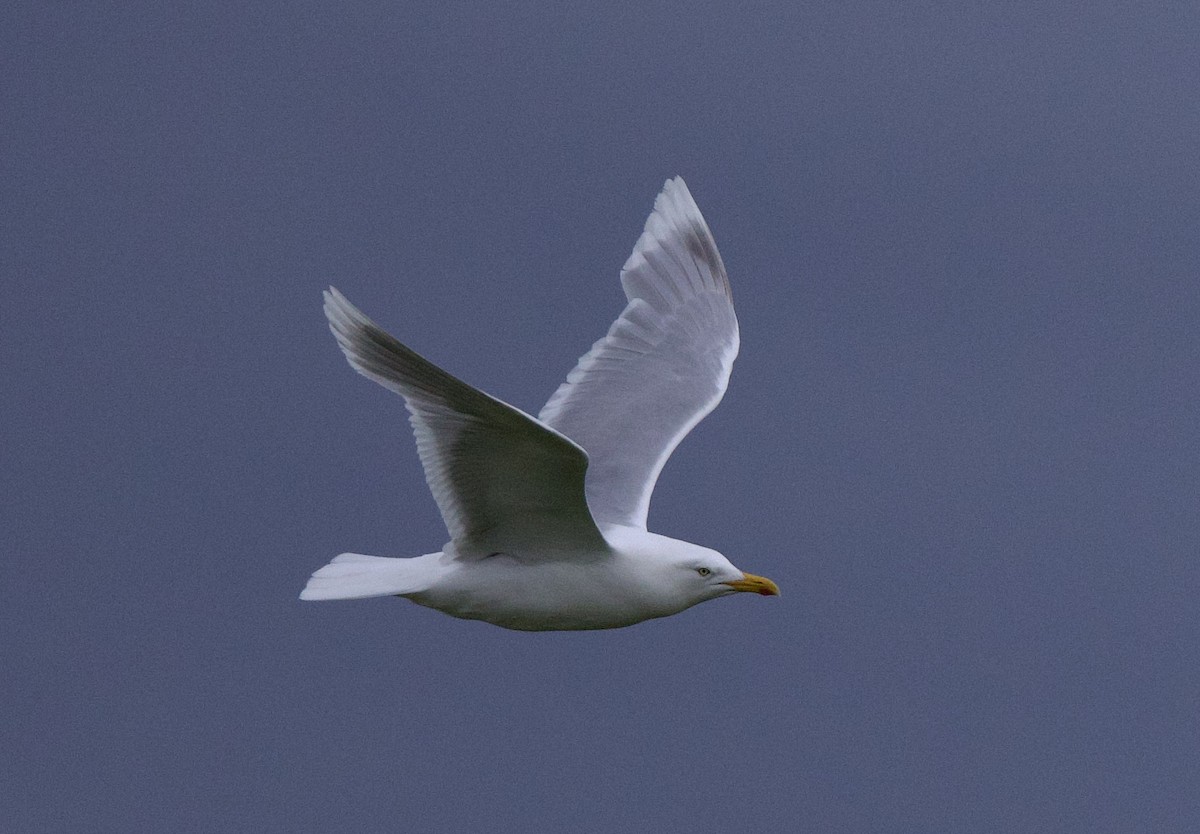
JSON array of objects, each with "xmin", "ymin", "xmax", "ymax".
[
  {"xmin": 324, "ymin": 288, "xmax": 609, "ymax": 556},
  {"xmin": 539, "ymin": 177, "xmax": 739, "ymax": 528}
]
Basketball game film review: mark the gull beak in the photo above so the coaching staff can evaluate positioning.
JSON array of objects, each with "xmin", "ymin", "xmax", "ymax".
[{"xmin": 723, "ymin": 572, "xmax": 780, "ymax": 596}]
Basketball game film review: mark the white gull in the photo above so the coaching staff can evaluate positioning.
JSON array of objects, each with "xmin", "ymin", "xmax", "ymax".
[{"xmin": 301, "ymin": 177, "xmax": 778, "ymax": 630}]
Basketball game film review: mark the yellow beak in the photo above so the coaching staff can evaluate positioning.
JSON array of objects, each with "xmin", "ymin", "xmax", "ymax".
[{"xmin": 722, "ymin": 572, "xmax": 780, "ymax": 596}]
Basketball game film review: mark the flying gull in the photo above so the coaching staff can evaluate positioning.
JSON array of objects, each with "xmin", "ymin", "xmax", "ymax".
[{"xmin": 301, "ymin": 177, "xmax": 779, "ymax": 630}]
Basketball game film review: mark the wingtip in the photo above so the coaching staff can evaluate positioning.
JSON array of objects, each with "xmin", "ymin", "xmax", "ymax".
[
  {"xmin": 323, "ymin": 286, "xmax": 350, "ymax": 318},
  {"xmin": 323, "ymin": 286, "xmax": 369, "ymax": 338},
  {"xmin": 649, "ymin": 176, "xmax": 703, "ymax": 230},
  {"xmin": 619, "ymin": 176, "xmax": 729, "ymax": 304},
  {"xmin": 663, "ymin": 174, "xmax": 689, "ymax": 194},
  {"xmin": 321, "ymin": 286, "xmax": 378, "ymax": 378}
]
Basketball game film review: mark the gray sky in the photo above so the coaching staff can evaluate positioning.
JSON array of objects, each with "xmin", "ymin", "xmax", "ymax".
[{"xmin": 5, "ymin": 1, "xmax": 1199, "ymax": 831}]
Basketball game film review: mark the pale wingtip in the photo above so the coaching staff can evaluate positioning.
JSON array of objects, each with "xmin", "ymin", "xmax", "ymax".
[
  {"xmin": 662, "ymin": 174, "xmax": 689, "ymax": 194},
  {"xmin": 321, "ymin": 286, "xmax": 380, "ymax": 376},
  {"xmin": 658, "ymin": 174, "xmax": 694, "ymax": 204},
  {"xmin": 619, "ymin": 175, "xmax": 729, "ymax": 304},
  {"xmin": 645, "ymin": 175, "xmax": 704, "ymax": 232},
  {"xmin": 322, "ymin": 285, "xmax": 357, "ymax": 325}
]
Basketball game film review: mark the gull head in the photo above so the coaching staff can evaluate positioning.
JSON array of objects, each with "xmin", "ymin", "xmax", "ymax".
[
  {"xmin": 659, "ymin": 547, "xmax": 780, "ymax": 616},
  {"xmin": 610, "ymin": 528, "xmax": 780, "ymax": 617},
  {"xmin": 684, "ymin": 552, "xmax": 781, "ymax": 601}
]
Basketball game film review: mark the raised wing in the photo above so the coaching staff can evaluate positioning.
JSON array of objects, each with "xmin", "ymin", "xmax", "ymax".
[
  {"xmin": 324, "ymin": 288, "xmax": 609, "ymax": 557},
  {"xmin": 538, "ymin": 177, "xmax": 739, "ymax": 530}
]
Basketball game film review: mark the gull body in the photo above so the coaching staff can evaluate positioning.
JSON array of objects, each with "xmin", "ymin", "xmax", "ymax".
[
  {"xmin": 302, "ymin": 177, "xmax": 778, "ymax": 630},
  {"xmin": 401, "ymin": 529, "xmax": 753, "ymax": 632}
]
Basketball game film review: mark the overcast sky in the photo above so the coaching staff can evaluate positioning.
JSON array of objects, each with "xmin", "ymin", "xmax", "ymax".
[{"xmin": 5, "ymin": 1, "xmax": 1200, "ymax": 831}]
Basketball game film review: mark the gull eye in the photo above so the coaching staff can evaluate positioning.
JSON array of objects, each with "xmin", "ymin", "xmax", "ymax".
[{"xmin": 696, "ymin": 567, "xmax": 712, "ymax": 577}]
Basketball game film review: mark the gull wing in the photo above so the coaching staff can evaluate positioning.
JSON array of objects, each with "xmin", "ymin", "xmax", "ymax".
[
  {"xmin": 538, "ymin": 177, "xmax": 739, "ymax": 530},
  {"xmin": 324, "ymin": 288, "xmax": 609, "ymax": 557}
]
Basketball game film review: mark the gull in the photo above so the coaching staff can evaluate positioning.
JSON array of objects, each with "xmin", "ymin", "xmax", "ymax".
[{"xmin": 301, "ymin": 177, "xmax": 778, "ymax": 630}]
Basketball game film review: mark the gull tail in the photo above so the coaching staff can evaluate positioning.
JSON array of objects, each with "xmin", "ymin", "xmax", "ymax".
[{"xmin": 300, "ymin": 552, "xmax": 446, "ymax": 601}]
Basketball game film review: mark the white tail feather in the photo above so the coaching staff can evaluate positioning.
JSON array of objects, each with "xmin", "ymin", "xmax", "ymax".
[{"xmin": 300, "ymin": 552, "xmax": 446, "ymax": 601}]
